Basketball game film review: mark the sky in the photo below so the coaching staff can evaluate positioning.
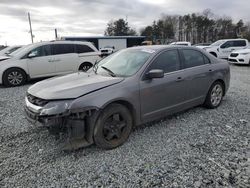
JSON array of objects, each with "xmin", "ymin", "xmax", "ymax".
[{"xmin": 0, "ymin": 0, "xmax": 250, "ymax": 45}]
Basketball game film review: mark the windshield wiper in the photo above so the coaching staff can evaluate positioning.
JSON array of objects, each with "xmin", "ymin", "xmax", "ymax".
[{"xmin": 101, "ymin": 66, "xmax": 116, "ymax": 77}]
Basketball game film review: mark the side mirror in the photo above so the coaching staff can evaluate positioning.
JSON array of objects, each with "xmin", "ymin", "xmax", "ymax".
[
  {"xmin": 28, "ymin": 52, "xmax": 37, "ymax": 58},
  {"xmin": 146, "ymin": 69, "xmax": 164, "ymax": 79}
]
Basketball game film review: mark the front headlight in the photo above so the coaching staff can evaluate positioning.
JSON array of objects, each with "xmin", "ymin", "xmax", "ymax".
[{"xmin": 40, "ymin": 101, "xmax": 72, "ymax": 116}]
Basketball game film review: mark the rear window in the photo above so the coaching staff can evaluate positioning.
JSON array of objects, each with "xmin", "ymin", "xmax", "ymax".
[
  {"xmin": 75, "ymin": 44, "xmax": 94, "ymax": 53},
  {"xmin": 233, "ymin": 40, "xmax": 246, "ymax": 47},
  {"xmin": 52, "ymin": 44, "xmax": 75, "ymax": 55},
  {"xmin": 182, "ymin": 49, "xmax": 205, "ymax": 68}
]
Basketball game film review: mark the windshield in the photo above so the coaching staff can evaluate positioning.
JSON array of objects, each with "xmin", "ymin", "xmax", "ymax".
[
  {"xmin": 96, "ymin": 48, "xmax": 153, "ymax": 77},
  {"xmin": 210, "ymin": 40, "xmax": 225, "ymax": 47},
  {"xmin": 8, "ymin": 44, "xmax": 32, "ymax": 57}
]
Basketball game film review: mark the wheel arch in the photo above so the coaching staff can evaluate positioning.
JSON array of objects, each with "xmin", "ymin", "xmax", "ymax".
[
  {"xmin": 2, "ymin": 67, "xmax": 29, "ymax": 81},
  {"xmin": 101, "ymin": 100, "xmax": 137, "ymax": 126},
  {"xmin": 211, "ymin": 79, "xmax": 226, "ymax": 96},
  {"xmin": 209, "ymin": 51, "xmax": 217, "ymax": 57}
]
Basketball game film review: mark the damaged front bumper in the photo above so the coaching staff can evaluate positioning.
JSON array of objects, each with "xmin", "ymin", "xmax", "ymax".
[{"xmin": 24, "ymin": 96, "xmax": 99, "ymax": 150}]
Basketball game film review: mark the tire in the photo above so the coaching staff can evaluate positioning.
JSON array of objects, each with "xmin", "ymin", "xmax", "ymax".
[
  {"xmin": 210, "ymin": 52, "xmax": 217, "ymax": 57},
  {"xmin": 94, "ymin": 103, "xmax": 133, "ymax": 149},
  {"xmin": 204, "ymin": 81, "xmax": 224, "ymax": 109},
  {"xmin": 79, "ymin": 62, "xmax": 93, "ymax": 72},
  {"xmin": 3, "ymin": 68, "xmax": 26, "ymax": 87}
]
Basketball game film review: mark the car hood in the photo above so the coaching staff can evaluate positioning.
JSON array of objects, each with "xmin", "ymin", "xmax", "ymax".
[
  {"xmin": 232, "ymin": 49, "xmax": 250, "ymax": 54},
  {"xmin": 28, "ymin": 72, "xmax": 124, "ymax": 100}
]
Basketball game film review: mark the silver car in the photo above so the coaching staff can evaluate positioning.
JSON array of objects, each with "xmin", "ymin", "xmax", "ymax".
[{"xmin": 24, "ymin": 45, "xmax": 230, "ymax": 150}]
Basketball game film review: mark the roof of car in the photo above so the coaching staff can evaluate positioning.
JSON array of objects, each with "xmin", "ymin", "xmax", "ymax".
[{"xmin": 129, "ymin": 45, "xmax": 199, "ymax": 51}]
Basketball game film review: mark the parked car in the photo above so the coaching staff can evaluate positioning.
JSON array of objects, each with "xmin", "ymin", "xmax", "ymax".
[
  {"xmin": 228, "ymin": 48, "xmax": 250, "ymax": 65},
  {"xmin": 0, "ymin": 41, "xmax": 100, "ymax": 87},
  {"xmin": 24, "ymin": 45, "xmax": 230, "ymax": 150},
  {"xmin": 141, "ymin": 41, "xmax": 153, "ymax": 45},
  {"xmin": 170, "ymin": 41, "xmax": 192, "ymax": 46},
  {"xmin": 205, "ymin": 39, "xmax": 248, "ymax": 59},
  {"xmin": 100, "ymin": 46, "xmax": 115, "ymax": 57},
  {"xmin": 0, "ymin": 45, "xmax": 7, "ymax": 51},
  {"xmin": 194, "ymin": 43, "xmax": 212, "ymax": 49},
  {"xmin": 0, "ymin": 45, "xmax": 22, "ymax": 56}
]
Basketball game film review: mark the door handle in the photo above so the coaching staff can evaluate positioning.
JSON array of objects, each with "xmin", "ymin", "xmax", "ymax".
[
  {"xmin": 176, "ymin": 77, "xmax": 183, "ymax": 82},
  {"xmin": 48, "ymin": 59, "xmax": 54, "ymax": 62}
]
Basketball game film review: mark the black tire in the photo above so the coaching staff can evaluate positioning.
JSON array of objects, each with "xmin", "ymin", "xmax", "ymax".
[
  {"xmin": 204, "ymin": 81, "xmax": 224, "ymax": 109},
  {"xmin": 94, "ymin": 104, "xmax": 133, "ymax": 149},
  {"xmin": 210, "ymin": 52, "xmax": 217, "ymax": 57},
  {"xmin": 79, "ymin": 62, "xmax": 93, "ymax": 72},
  {"xmin": 3, "ymin": 68, "xmax": 26, "ymax": 87}
]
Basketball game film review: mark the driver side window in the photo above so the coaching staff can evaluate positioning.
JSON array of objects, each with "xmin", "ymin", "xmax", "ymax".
[
  {"xmin": 149, "ymin": 50, "xmax": 180, "ymax": 73},
  {"xmin": 221, "ymin": 41, "xmax": 234, "ymax": 49},
  {"xmin": 27, "ymin": 45, "xmax": 51, "ymax": 58}
]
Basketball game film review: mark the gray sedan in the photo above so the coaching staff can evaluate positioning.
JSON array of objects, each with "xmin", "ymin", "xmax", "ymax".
[{"xmin": 24, "ymin": 45, "xmax": 230, "ymax": 150}]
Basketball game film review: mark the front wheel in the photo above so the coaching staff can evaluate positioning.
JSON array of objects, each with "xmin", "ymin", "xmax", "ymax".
[
  {"xmin": 3, "ymin": 68, "xmax": 26, "ymax": 87},
  {"xmin": 204, "ymin": 81, "xmax": 224, "ymax": 109},
  {"xmin": 94, "ymin": 104, "xmax": 133, "ymax": 149},
  {"xmin": 79, "ymin": 63, "xmax": 93, "ymax": 72}
]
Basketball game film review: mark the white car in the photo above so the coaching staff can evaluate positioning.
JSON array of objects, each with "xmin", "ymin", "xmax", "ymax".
[
  {"xmin": 205, "ymin": 39, "xmax": 248, "ymax": 59},
  {"xmin": 0, "ymin": 45, "xmax": 22, "ymax": 56},
  {"xmin": 0, "ymin": 41, "xmax": 100, "ymax": 87},
  {"xmin": 100, "ymin": 46, "xmax": 115, "ymax": 56},
  {"xmin": 170, "ymin": 41, "xmax": 191, "ymax": 46},
  {"xmin": 228, "ymin": 49, "xmax": 250, "ymax": 65}
]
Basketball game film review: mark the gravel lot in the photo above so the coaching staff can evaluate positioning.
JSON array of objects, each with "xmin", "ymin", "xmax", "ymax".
[{"xmin": 0, "ymin": 65, "xmax": 249, "ymax": 187}]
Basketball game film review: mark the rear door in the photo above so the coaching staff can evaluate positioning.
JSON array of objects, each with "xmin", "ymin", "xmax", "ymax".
[
  {"xmin": 26, "ymin": 45, "xmax": 56, "ymax": 77},
  {"xmin": 179, "ymin": 49, "xmax": 212, "ymax": 102},
  {"xmin": 51, "ymin": 44, "xmax": 78, "ymax": 74},
  {"xmin": 140, "ymin": 49, "xmax": 188, "ymax": 122},
  {"xmin": 76, "ymin": 44, "xmax": 100, "ymax": 65}
]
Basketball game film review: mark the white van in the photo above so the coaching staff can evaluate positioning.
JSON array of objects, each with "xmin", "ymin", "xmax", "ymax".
[
  {"xmin": 205, "ymin": 39, "xmax": 248, "ymax": 59},
  {"xmin": 0, "ymin": 41, "xmax": 100, "ymax": 87}
]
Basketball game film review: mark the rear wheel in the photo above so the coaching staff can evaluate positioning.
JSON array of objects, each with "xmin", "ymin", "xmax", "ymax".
[
  {"xmin": 204, "ymin": 81, "xmax": 224, "ymax": 109},
  {"xmin": 79, "ymin": 62, "xmax": 93, "ymax": 72},
  {"xmin": 94, "ymin": 104, "xmax": 133, "ymax": 149},
  {"xmin": 3, "ymin": 68, "xmax": 26, "ymax": 87}
]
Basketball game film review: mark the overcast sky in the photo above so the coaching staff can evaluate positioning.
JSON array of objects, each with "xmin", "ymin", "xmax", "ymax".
[{"xmin": 0, "ymin": 0, "xmax": 250, "ymax": 45}]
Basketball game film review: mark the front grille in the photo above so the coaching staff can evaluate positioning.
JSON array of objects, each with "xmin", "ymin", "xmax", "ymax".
[
  {"xmin": 27, "ymin": 94, "xmax": 49, "ymax": 106},
  {"xmin": 228, "ymin": 59, "xmax": 237, "ymax": 62},
  {"xmin": 101, "ymin": 50, "xmax": 108, "ymax": 53},
  {"xmin": 230, "ymin": 53, "xmax": 238, "ymax": 57}
]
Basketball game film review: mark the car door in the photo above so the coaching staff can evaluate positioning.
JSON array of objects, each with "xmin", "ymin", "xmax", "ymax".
[
  {"xmin": 179, "ymin": 49, "xmax": 212, "ymax": 103},
  {"xmin": 51, "ymin": 44, "xmax": 78, "ymax": 75},
  {"xmin": 140, "ymin": 49, "xmax": 188, "ymax": 122},
  {"xmin": 76, "ymin": 44, "xmax": 100, "ymax": 65},
  {"xmin": 219, "ymin": 40, "xmax": 247, "ymax": 58},
  {"xmin": 219, "ymin": 41, "xmax": 234, "ymax": 58},
  {"xmin": 26, "ymin": 44, "xmax": 56, "ymax": 78}
]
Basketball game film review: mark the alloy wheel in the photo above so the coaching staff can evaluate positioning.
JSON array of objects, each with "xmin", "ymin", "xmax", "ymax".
[
  {"xmin": 7, "ymin": 71, "xmax": 23, "ymax": 85},
  {"xmin": 103, "ymin": 113, "xmax": 127, "ymax": 142},
  {"xmin": 210, "ymin": 84, "xmax": 223, "ymax": 107}
]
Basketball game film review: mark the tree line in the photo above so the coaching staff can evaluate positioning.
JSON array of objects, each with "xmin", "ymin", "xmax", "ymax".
[{"xmin": 105, "ymin": 9, "xmax": 250, "ymax": 44}]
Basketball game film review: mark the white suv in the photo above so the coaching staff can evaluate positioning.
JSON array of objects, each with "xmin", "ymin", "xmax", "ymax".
[
  {"xmin": 205, "ymin": 39, "xmax": 248, "ymax": 59},
  {"xmin": 0, "ymin": 41, "xmax": 100, "ymax": 87}
]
